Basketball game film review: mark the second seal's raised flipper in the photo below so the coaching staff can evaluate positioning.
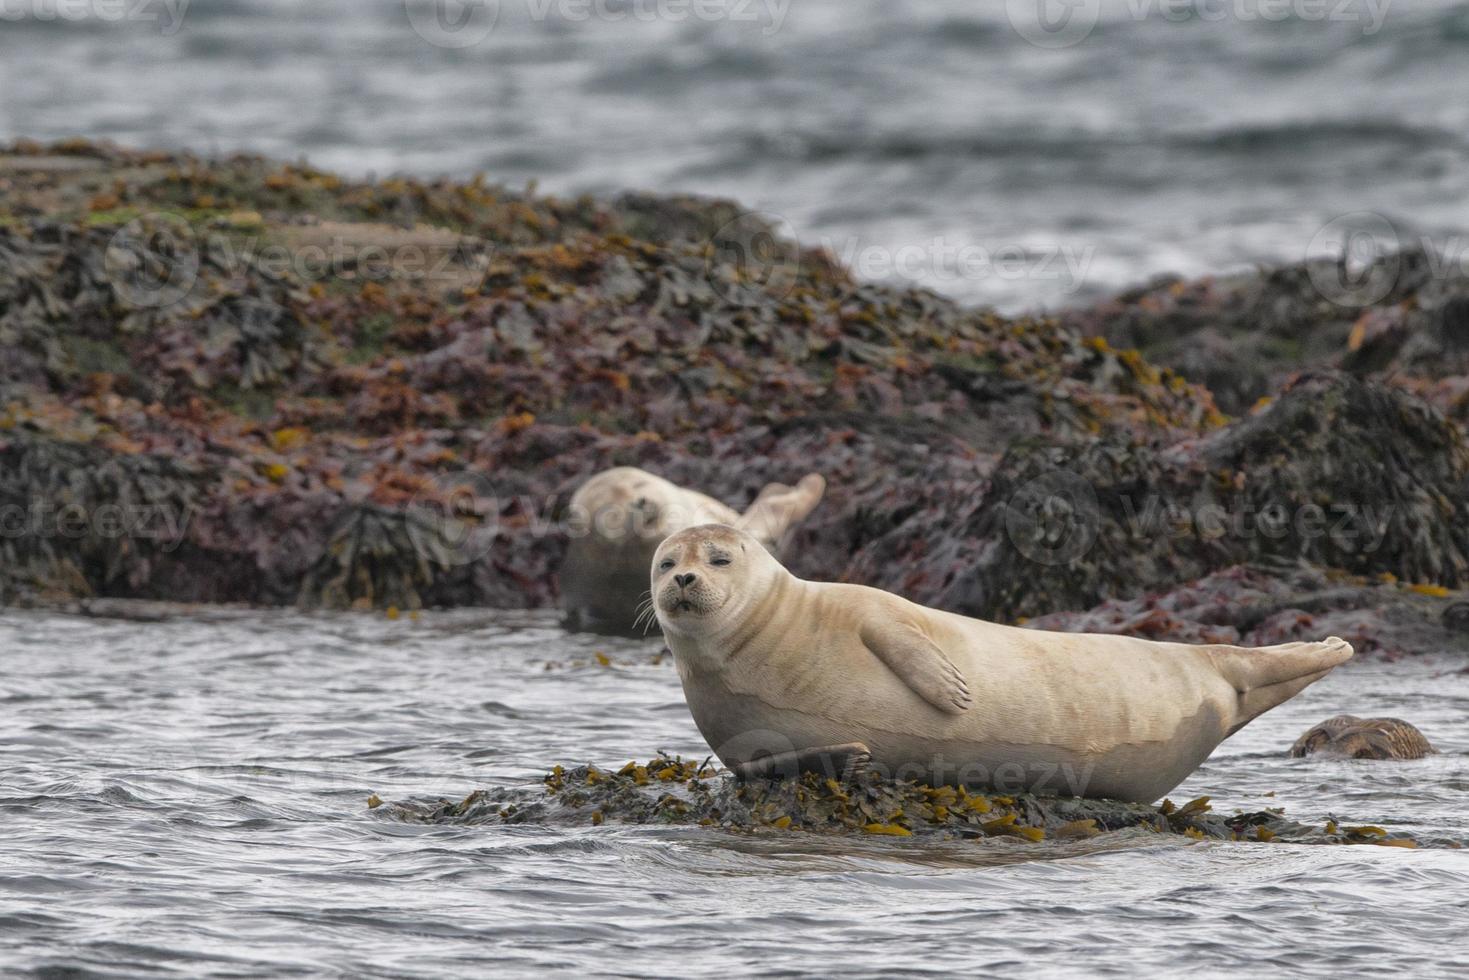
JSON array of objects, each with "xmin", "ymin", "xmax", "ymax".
[
  {"xmin": 1208, "ymin": 636, "xmax": 1354, "ymax": 735},
  {"xmin": 735, "ymin": 473, "xmax": 826, "ymax": 549},
  {"xmin": 860, "ymin": 620, "xmax": 972, "ymax": 714}
]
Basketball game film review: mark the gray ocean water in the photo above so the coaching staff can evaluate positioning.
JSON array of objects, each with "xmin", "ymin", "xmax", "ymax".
[
  {"xmin": 5, "ymin": 3, "xmax": 1469, "ymax": 976},
  {"xmin": 1, "ymin": 610, "xmax": 1467, "ymax": 977},
  {"xmin": 3, "ymin": 0, "xmax": 1469, "ymax": 310}
]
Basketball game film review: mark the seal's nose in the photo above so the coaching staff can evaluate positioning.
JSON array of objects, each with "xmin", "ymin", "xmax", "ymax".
[{"xmin": 675, "ymin": 573, "xmax": 697, "ymax": 589}]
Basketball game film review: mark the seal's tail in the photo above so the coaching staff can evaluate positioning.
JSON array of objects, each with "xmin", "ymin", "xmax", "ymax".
[
  {"xmin": 1210, "ymin": 636, "xmax": 1355, "ymax": 735},
  {"xmin": 736, "ymin": 473, "xmax": 826, "ymax": 547}
]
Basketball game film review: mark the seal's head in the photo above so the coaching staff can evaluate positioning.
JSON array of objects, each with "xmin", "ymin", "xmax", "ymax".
[
  {"xmin": 651, "ymin": 523, "xmax": 780, "ymax": 638},
  {"xmin": 573, "ymin": 467, "xmax": 671, "ymax": 544}
]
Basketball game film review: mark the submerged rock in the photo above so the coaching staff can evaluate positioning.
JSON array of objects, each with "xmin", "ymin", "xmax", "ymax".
[
  {"xmin": 1290, "ymin": 716, "xmax": 1437, "ymax": 760},
  {"xmin": 376, "ymin": 757, "xmax": 1439, "ymax": 849}
]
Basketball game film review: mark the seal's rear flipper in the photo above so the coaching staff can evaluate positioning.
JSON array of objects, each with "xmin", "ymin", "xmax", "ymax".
[
  {"xmin": 1211, "ymin": 636, "xmax": 1354, "ymax": 735},
  {"xmin": 731, "ymin": 742, "xmax": 871, "ymax": 783},
  {"xmin": 735, "ymin": 473, "xmax": 827, "ymax": 548}
]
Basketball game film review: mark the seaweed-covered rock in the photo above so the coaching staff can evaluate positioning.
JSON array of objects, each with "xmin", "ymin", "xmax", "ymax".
[
  {"xmin": 377, "ymin": 757, "xmax": 1437, "ymax": 848},
  {"xmin": 0, "ymin": 428, "xmax": 205, "ymax": 604},
  {"xmin": 1063, "ymin": 248, "xmax": 1469, "ymax": 420},
  {"xmin": 929, "ymin": 374, "xmax": 1469, "ymax": 620},
  {"xmin": 3, "ymin": 139, "xmax": 1469, "ymax": 649},
  {"xmin": 1025, "ymin": 563, "xmax": 1469, "ymax": 659},
  {"xmin": 295, "ymin": 503, "xmax": 449, "ymax": 611},
  {"xmin": 0, "ymin": 220, "xmax": 318, "ymax": 401},
  {"xmin": 0, "ymin": 140, "xmax": 1223, "ymax": 614}
]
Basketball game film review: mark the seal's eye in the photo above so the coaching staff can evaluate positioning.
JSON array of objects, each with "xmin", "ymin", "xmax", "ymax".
[
  {"xmin": 658, "ymin": 559, "xmax": 676, "ymax": 572},
  {"xmin": 710, "ymin": 556, "xmax": 731, "ymax": 567}
]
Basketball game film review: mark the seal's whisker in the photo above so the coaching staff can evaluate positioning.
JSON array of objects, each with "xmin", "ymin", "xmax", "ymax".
[
  {"xmin": 633, "ymin": 596, "xmax": 659, "ymax": 636},
  {"xmin": 631, "ymin": 593, "xmax": 656, "ymax": 631}
]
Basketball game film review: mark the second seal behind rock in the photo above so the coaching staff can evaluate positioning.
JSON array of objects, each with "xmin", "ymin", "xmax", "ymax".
[{"xmin": 560, "ymin": 466, "xmax": 825, "ymax": 633}]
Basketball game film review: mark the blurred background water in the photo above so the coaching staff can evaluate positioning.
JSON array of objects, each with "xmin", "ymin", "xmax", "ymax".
[{"xmin": 2, "ymin": 0, "xmax": 1468, "ymax": 310}]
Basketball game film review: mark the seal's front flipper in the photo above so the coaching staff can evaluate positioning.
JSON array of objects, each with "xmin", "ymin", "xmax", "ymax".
[
  {"xmin": 732, "ymin": 742, "xmax": 871, "ymax": 783},
  {"xmin": 860, "ymin": 621, "xmax": 972, "ymax": 714}
]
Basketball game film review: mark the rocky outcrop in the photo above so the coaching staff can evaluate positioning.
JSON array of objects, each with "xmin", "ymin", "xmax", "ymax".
[
  {"xmin": 832, "ymin": 374, "xmax": 1469, "ymax": 622},
  {"xmin": 1024, "ymin": 563, "xmax": 1469, "ymax": 660},
  {"xmin": 1, "ymin": 140, "xmax": 1468, "ymax": 659},
  {"xmin": 1061, "ymin": 250, "xmax": 1469, "ymax": 419},
  {"xmin": 0, "ymin": 140, "xmax": 1218, "ymax": 611}
]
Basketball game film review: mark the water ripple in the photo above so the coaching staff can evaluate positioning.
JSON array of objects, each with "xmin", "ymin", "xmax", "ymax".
[{"xmin": 1, "ymin": 609, "xmax": 1467, "ymax": 975}]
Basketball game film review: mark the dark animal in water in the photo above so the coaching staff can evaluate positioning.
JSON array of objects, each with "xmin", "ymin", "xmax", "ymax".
[{"xmin": 1289, "ymin": 715, "xmax": 1436, "ymax": 760}]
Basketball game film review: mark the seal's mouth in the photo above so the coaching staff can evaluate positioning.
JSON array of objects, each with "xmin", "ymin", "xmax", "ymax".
[
  {"xmin": 663, "ymin": 597, "xmax": 699, "ymax": 617},
  {"xmin": 658, "ymin": 584, "xmax": 714, "ymax": 620}
]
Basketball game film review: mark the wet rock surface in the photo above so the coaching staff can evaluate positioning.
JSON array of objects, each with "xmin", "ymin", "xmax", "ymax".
[
  {"xmin": 1, "ymin": 140, "xmax": 1467, "ymax": 662},
  {"xmin": 926, "ymin": 373, "xmax": 1469, "ymax": 622},
  {"xmin": 378, "ymin": 758, "xmax": 1448, "ymax": 849},
  {"xmin": 1061, "ymin": 251, "xmax": 1469, "ymax": 419},
  {"xmin": 1024, "ymin": 562, "xmax": 1469, "ymax": 659},
  {"xmin": 0, "ymin": 140, "xmax": 1217, "ymax": 611}
]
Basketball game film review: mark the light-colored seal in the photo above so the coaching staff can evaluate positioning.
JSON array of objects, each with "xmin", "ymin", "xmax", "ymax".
[
  {"xmin": 652, "ymin": 524, "xmax": 1354, "ymax": 803},
  {"xmin": 560, "ymin": 467, "xmax": 824, "ymax": 633},
  {"xmin": 1289, "ymin": 715, "xmax": 1436, "ymax": 760}
]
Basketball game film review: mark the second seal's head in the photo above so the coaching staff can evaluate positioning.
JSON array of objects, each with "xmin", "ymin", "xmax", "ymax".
[{"xmin": 651, "ymin": 523, "xmax": 777, "ymax": 638}]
